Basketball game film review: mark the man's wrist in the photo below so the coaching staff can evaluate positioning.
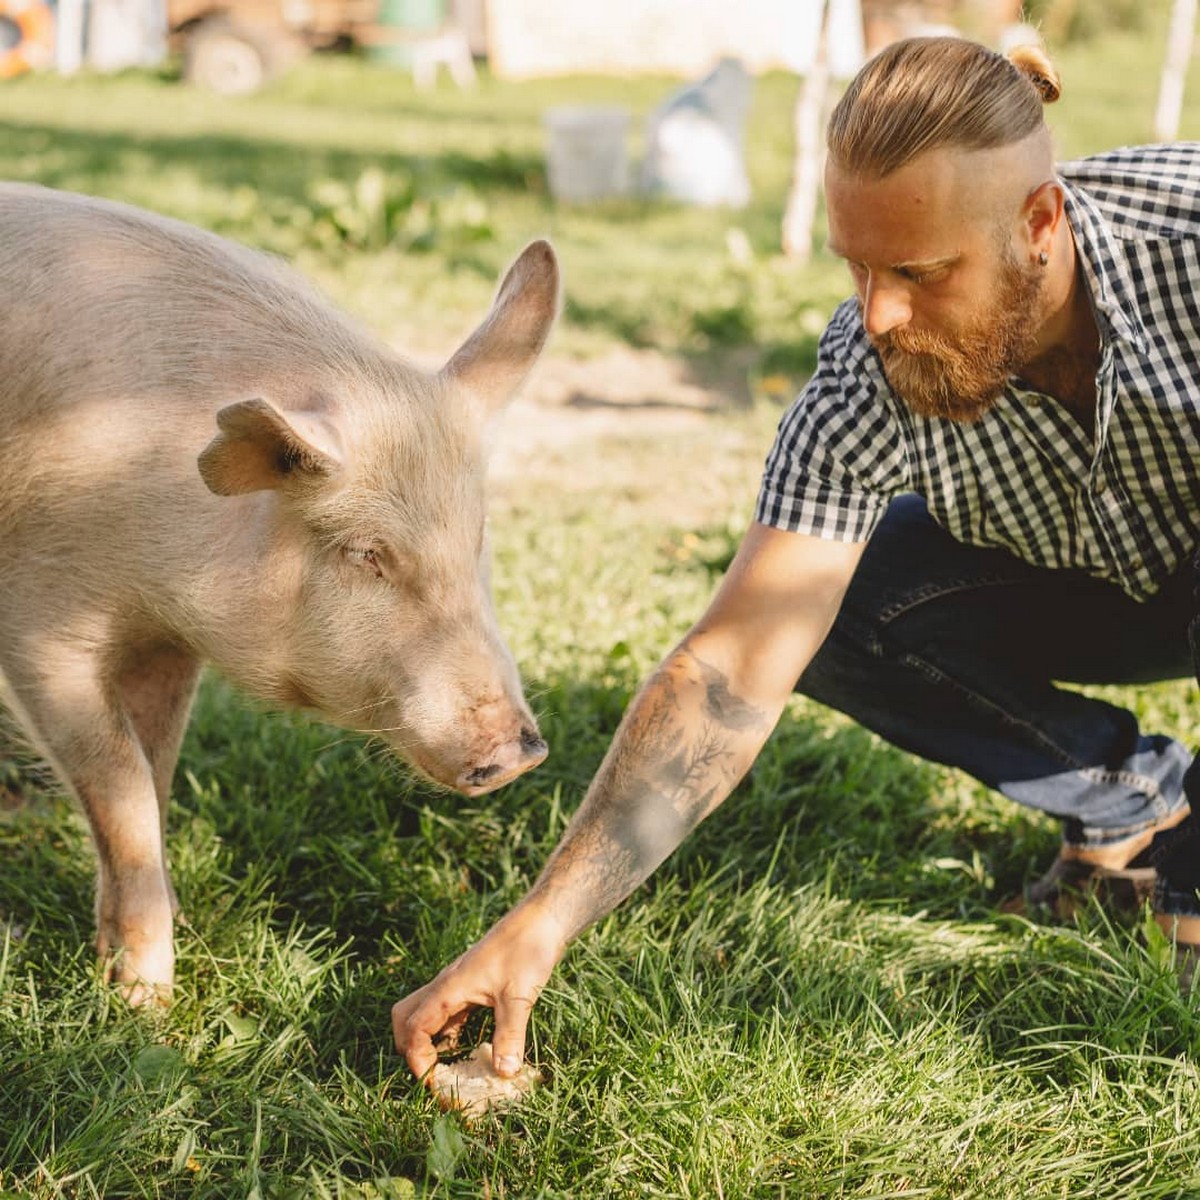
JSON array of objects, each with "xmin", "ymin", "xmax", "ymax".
[{"xmin": 499, "ymin": 895, "xmax": 573, "ymax": 962}]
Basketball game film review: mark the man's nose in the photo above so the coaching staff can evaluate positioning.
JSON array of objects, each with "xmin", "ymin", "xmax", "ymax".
[{"xmin": 862, "ymin": 276, "xmax": 912, "ymax": 338}]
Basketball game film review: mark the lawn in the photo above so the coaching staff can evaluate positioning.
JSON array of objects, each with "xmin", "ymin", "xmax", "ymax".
[{"xmin": 2, "ymin": 12, "xmax": 1200, "ymax": 1198}]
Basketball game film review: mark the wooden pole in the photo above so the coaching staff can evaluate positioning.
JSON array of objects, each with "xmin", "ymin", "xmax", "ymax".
[
  {"xmin": 782, "ymin": 0, "xmax": 831, "ymax": 262},
  {"xmin": 1154, "ymin": 0, "xmax": 1198, "ymax": 142},
  {"xmin": 54, "ymin": 0, "xmax": 86, "ymax": 74}
]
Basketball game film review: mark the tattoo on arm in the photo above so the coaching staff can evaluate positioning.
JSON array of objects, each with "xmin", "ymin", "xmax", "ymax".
[{"xmin": 531, "ymin": 646, "xmax": 772, "ymax": 935}]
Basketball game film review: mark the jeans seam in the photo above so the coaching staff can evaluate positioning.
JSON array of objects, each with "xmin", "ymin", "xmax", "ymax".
[
  {"xmin": 898, "ymin": 651, "xmax": 1108, "ymax": 774},
  {"xmin": 900, "ymin": 652, "xmax": 1181, "ymax": 841},
  {"xmin": 1076, "ymin": 766, "xmax": 1172, "ymax": 805},
  {"xmin": 876, "ymin": 575, "xmax": 1033, "ymax": 626}
]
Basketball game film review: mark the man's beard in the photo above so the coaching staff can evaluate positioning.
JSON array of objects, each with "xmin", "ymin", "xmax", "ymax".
[{"xmin": 869, "ymin": 252, "xmax": 1045, "ymax": 422}]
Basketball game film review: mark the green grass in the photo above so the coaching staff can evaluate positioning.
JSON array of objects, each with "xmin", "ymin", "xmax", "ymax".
[{"xmin": 4, "ymin": 16, "xmax": 1200, "ymax": 1198}]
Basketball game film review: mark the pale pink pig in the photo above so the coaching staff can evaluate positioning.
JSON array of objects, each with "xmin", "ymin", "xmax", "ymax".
[{"xmin": 0, "ymin": 182, "xmax": 558, "ymax": 1001}]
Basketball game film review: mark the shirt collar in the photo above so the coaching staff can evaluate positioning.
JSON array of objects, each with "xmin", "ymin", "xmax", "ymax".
[{"xmin": 1060, "ymin": 176, "xmax": 1149, "ymax": 355}]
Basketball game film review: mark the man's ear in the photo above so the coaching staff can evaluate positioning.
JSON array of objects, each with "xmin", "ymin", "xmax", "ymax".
[{"xmin": 1023, "ymin": 179, "xmax": 1065, "ymax": 261}]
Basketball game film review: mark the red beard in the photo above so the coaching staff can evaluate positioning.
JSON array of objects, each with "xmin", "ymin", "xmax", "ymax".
[{"xmin": 870, "ymin": 252, "xmax": 1045, "ymax": 422}]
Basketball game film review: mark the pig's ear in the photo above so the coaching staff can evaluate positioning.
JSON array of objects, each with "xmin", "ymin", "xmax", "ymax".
[
  {"xmin": 440, "ymin": 239, "xmax": 560, "ymax": 414},
  {"xmin": 198, "ymin": 398, "xmax": 343, "ymax": 496}
]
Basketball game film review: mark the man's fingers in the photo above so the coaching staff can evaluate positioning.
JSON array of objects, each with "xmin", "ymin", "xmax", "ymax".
[
  {"xmin": 392, "ymin": 996, "xmax": 434, "ymax": 1080},
  {"xmin": 434, "ymin": 1007, "xmax": 472, "ymax": 1052},
  {"xmin": 394, "ymin": 1016, "xmax": 438, "ymax": 1080},
  {"xmin": 393, "ymin": 989, "xmax": 468, "ymax": 1081},
  {"xmin": 394, "ymin": 981, "xmax": 534, "ymax": 1081},
  {"xmin": 392, "ymin": 917, "xmax": 563, "ymax": 1083},
  {"xmin": 491, "ymin": 990, "xmax": 534, "ymax": 1077}
]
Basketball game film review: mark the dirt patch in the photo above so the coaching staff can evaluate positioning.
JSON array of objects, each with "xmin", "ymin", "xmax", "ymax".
[
  {"xmin": 528, "ymin": 345, "xmax": 755, "ymax": 412},
  {"xmin": 489, "ymin": 345, "xmax": 774, "ymax": 527},
  {"xmin": 495, "ymin": 346, "xmax": 754, "ymax": 473}
]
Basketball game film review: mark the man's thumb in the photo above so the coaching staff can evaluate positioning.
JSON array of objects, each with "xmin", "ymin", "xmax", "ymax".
[{"xmin": 491, "ymin": 994, "xmax": 532, "ymax": 1077}]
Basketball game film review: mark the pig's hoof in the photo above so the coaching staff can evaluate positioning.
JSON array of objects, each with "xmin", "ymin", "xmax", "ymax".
[
  {"xmin": 119, "ymin": 977, "xmax": 174, "ymax": 1008},
  {"xmin": 101, "ymin": 947, "xmax": 175, "ymax": 1007}
]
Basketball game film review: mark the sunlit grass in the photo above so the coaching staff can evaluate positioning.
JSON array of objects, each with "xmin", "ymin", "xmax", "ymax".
[{"xmin": 2, "ymin": 16, "xmax": 1200, "ymax": 1196}]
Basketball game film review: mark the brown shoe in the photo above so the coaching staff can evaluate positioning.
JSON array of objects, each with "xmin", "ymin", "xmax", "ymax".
[
  {"xmin": 1003, "ymin": 805, "xmax": 1191, "ymax": 919},
  {"xmin": 1154, "ymin": 912, "xmax": 1200, "ymax": 991}
]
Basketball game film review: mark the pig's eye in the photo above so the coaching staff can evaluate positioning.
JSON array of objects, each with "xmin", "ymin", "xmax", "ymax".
[{"xmin": 344, "ymin": 545, "xmax": 384, "ymax": 578}]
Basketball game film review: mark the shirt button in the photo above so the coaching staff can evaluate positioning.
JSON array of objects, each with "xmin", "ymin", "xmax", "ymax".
[{"xmin": 1093, "ymin": 479, "xmax": 1107, "ymax": 494}]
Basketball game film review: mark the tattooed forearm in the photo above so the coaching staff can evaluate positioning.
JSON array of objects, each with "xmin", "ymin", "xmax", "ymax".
[
  {"xmin": 699, "ymin": 658, "xmax": 765, "ymax": 732},
  {"xmin": 529, "ymin": 644, "xmax": 774, "ymax": 937}
]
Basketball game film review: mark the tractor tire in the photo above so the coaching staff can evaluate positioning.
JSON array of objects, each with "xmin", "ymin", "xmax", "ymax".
[{"xmin": 182, "ymin": 19, "xmax": 286, "ymax": 95}]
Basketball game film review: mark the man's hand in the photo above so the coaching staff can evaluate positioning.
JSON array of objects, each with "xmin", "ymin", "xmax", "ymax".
[{"xmin": 392, "ymin": 904, "xmax": 567, "ymax": 1081}]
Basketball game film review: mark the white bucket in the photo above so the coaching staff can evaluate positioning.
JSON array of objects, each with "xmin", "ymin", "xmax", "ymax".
[{"xmin": 543, "ymin": 107, "xmax": 631, "ymax": 202}]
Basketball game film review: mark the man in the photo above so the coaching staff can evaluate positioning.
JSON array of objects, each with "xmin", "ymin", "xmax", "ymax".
[{"xmin": 394, "ymin": 36, "xmax": 1200, "ymax": 1083}]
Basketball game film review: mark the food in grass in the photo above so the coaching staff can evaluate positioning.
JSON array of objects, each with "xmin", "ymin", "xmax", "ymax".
[{"xmin": 430, "ymin": 1043, "xmax": 541, "ymax": 1119}]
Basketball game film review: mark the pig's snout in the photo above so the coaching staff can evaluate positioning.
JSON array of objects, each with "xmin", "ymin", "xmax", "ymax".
[{"xmin": 457, "ymin": 725, "xmax": 548, "ymax": 795}]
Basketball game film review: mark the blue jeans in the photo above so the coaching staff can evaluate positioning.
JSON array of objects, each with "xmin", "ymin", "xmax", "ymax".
[{"xmin": 796, "ymin": 495, "xmax": 1200, "ymax": 913}]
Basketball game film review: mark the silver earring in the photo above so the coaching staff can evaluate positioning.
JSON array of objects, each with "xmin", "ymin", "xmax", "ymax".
[{"xmin": 1038, "ymin": 250, "xmax": 1049, "ymax": 266}]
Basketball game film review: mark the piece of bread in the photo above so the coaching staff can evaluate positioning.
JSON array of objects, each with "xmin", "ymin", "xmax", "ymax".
[{"xmin": 429, "ymin": 1042, "xmax": 541, "ymax": 1120}]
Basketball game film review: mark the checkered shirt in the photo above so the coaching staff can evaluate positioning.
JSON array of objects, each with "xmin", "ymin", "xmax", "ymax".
[{"xmin": 756, "ymin": 142, "xmax": 1200, "ymax": 601}]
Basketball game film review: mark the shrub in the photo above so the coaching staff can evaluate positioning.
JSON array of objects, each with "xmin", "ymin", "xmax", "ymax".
[{"xmin": 1023, "ymin": 0, "xmax": 1147, "ymax": 45}]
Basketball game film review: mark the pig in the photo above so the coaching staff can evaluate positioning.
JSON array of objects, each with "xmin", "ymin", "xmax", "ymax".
[{"xmin": 0, "ymin": 182, "xmax": 558, "ymax": 1002}]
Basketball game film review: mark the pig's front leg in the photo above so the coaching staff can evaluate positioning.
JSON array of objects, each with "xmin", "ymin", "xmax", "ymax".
[
  {"xmin": 115, "ymin": 645, "xmax": 202, "ymax": 924},
  {"xmin": 2, "ymin": 639, "xmax": 199, "ymax": 1003}
]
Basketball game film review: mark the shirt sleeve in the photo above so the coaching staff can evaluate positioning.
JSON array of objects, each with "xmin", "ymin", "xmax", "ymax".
[{"xmin": 755, "ymin": 299, "xmax": 913, "ymax": 542}]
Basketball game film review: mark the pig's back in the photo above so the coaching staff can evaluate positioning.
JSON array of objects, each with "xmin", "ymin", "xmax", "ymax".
[
  {"xmin": 0, "ymin": 184, "xmax": 404, "ymax": 581},
  {"xmin": 0, "ymin": 183, "xmax": 381, "ymax": 425}
]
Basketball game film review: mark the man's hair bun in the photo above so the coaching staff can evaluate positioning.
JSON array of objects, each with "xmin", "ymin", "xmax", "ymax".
[
  {"xmin": 828, "ymin": 36, "xmax": 1057, "ymax": 176},
  {"xmin": 1008, "ymin": 43, "xmax": 1062, "ymax": 104}
]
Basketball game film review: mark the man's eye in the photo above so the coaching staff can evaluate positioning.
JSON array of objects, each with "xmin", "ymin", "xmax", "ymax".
[{"xmin": 900, "ymin": 267, "xmax": 947, "ymax": 285}]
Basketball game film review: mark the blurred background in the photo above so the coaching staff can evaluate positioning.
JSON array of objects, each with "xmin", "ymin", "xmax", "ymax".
[{"xmin": 0, "ymin": 0, "xmax": 1197, "ymax": 414}]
